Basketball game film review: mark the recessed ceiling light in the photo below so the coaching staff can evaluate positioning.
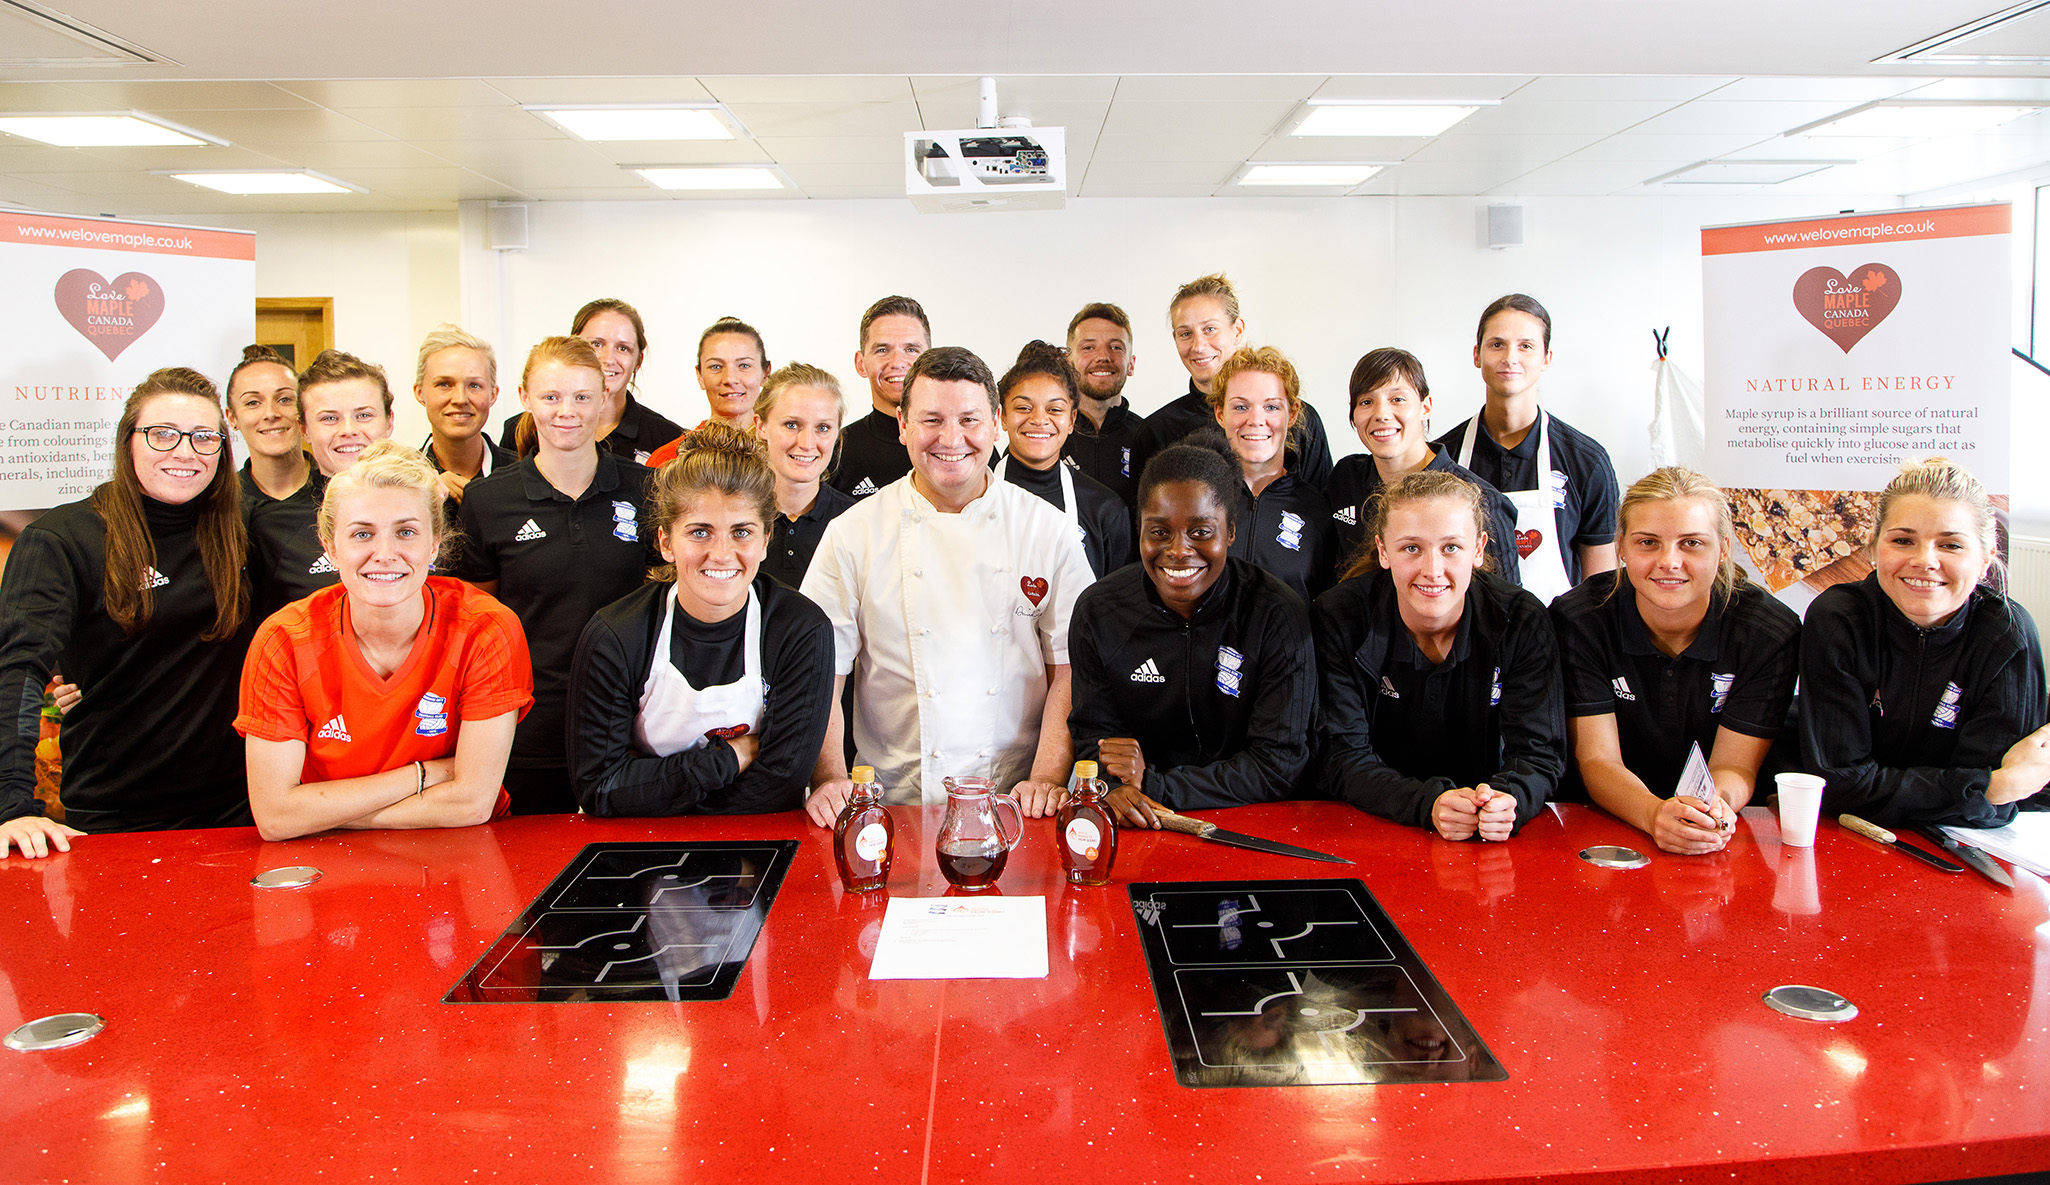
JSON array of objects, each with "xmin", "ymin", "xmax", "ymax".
[
  {"xmin": 161, "ymin": 171, "xmax": 358, "ymax": 195},
  {"xmin": 1291, "ymin": 102, "xmax": 1490, "ymax": 138},
  {"xmin": 1790, "ymin": 101, "xmax": 2041, "ymax": 138},
  {"xmin": 0, "ymin": 113, "xmax": 220, "ymax": 147},
  {"xmin": 1651, "ymin": 159, "xmax": 1854, "ymax": 185},
  {"xmin": 634, "ymin": 166, "xmax": 785, "ymax": 191},
  {"xmin": 531, "ymin": 105, "xmax": 737, "ymax": 141},
  {"xmin": 1237, "ymin": 163, "xmax": 1384, "ymax": 187}
]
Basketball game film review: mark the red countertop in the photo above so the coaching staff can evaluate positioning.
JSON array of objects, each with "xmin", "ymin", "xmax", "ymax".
[{"xmin": 1, "ymin": 801, "xmax": 2047, "ymax": 1185}]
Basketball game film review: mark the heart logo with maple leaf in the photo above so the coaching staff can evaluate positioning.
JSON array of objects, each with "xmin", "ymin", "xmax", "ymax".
[
  {"xmin": 1515, "ymin": 528, "xmax": 1542, "ymax": 559},
  {"xmin": 1020, "ymin": 576, "xmax": 1048, "ymax": 606},
  {"xmin": 1792, "ymin": 263, "xmax": 1901, "ymax": 353},
  {"xmin": 54, "ymin": 269, "xmax": 164, "ymax": 361}
]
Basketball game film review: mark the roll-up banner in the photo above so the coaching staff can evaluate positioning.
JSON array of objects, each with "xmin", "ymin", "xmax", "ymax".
[
  {"xmin": 0, "ymin": 210, "xmax": 255, "ymax": 514},
  {"xmin": 1702, "ymin": 202, "xmax": 2011, "ymax": 611}
]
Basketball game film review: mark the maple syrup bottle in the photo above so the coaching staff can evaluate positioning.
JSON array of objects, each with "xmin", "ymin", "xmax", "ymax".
[
  {"xmin": 833, "ymin": 766, "xmax": 894, "ymax": 892},
  {"xmin": 1057, "ymin": 760, "xmax": 1117, "ymax": 887}
]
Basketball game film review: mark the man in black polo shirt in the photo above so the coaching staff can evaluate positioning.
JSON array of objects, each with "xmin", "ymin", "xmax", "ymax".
[
  {"xmin": 827, "ymin": 295, "xmax": 929, "ymax": 499},
  {"xmin": 1061, "ymin": 302, "xmax": 1147, "ymax": 508},
  {"xmin": 413, "ymin": 323, "xmax": 513, "ymax": 508}
]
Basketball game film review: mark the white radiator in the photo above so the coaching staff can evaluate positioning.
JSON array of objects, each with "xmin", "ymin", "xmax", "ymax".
[{"xmin": 2010, "ymin": 536, "xmax": 2050, "ymax": 629}]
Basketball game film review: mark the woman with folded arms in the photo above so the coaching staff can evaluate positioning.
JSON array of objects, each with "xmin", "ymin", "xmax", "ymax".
[
  {"xmin": 995, "ymin": 340, "xmax": 1133, "ymax": 579},
  {"xmin": 1551, "ymin": 468, "xmax": 1800, "ymax": 854},
  {"xmin": 567, "ymin": 423, "xmax": 835, "ymax": 816},
  {"xmin": 1313, "ymin": 470, "xmax": 1564, "ymax": 840},
  {"xmin": 1206, "ymin": 346, "xmax": 1336, "ymax": 604},
  {"xmin": 0, "ymin": 369, "xmax": 252, "ymax": 856},
  {"xmin": 457, "ymin": 336, "xmax": 658, "ymax": 815},
  {"xmin": 1801, "ymin": 458, "xmax": 2050, "ymax": 828},
  {"xmin": 1068, "ymin": 442, "xmax": 1316, "ymax": 827},
  {"xmin": 238, "ymin": 441, "xmax": 532, "ymax": 840},
  {"xmin": 1325, "ymin": 347, "xmax": 1519, "ymax": 582}
]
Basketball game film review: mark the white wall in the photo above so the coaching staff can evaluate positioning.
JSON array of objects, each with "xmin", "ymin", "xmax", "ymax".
[{"xmin": 202, "ymin": 192, "xmax": 2048, "ymax": 531}]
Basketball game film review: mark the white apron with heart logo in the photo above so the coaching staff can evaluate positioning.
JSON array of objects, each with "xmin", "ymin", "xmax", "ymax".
[
  {"xmin": 634, "ymin": 586, "xmax": 767, "ymax": 756},
  {"xmin": 1458, "ymin": 410, "xmax": 1572, "ymax": 604}
]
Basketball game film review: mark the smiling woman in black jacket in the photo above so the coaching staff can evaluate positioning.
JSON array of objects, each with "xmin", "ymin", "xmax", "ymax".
[
  {"xmin": 1313, "ymin": 469, "xmax": 1564, "ymax": 840},
  {"xmin": 1801, "ymin": 458, "xmax": 2050, "ymax": 828},
  {"xmin": 1067, "ymin": 442, "xmax": 1316, "ymax": 828}
]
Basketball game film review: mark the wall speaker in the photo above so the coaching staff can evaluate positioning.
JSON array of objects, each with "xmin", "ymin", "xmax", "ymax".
[
  {"xmin": 1486, "ymin": 203, "xmax": 1524, "ymax": 250},
  {"xmin": 487, "ymin": 202, "xmax": 529, "ymax": 252}
]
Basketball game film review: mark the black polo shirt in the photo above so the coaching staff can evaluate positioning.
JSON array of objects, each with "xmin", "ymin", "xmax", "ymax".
[
  {"xmin": 420, "ymin": 434, "xmax": 515, "ymax": 478},
  {"xmin": 760, "ymin": 482, "xmax": 857, "ymax": 590},
  {"xmin": 1229, "ymin": 471, "xmax": 1337, "ymax": 604},
  {"xmin": 1800, "ymin": 575, "xmax": 2048, "ymax": 828},
  {"xmin": 998, "ymin": 455, "xmax": 1133, "ymax": 579},
  {"xmin": 1433, "ymin": 410, "xmax": 1618, "ymax": 586},
  {"xmin": 1312, "ymin": 567, "xmax": 1564, "ymax": 831},
  {"xmin": 497, "ymin": 392, "xmax": 684, "ymax": 465},
  {"xmin": 1551, "ymin": 570, "xmax": 1800, "ymax": 801},
  {"xmin": 1325, "ymin": 450, "xmax": 1523, "ymax": 585},
  {"xmin": 455, "ymin": 453, "xmax": 659, "ymax": 770},
  {"xmin": 237, "ymin": 458, "xmax": 309, "ymax": 519},
  {"xmin": 1062, "ymin": 401, "xmax": 1146, "ymax": 508},
  {"xmin": 246, "ymin": 469, "xmax": 334, "ymax": 623},
  {"xmin": 827, "ymin": 408, "xmax": 911, "ymax": 499},
  {"xmin": 1132, "ymin": 381, "xmax": 1335, "ymax": 493}
]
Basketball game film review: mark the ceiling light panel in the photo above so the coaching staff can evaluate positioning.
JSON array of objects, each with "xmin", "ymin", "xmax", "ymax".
[
  {"xmin": 1292, "ymin": 102, "xmax": 1487, "ymax": 137},
  {"xmin": 530, "ymin": 105, "xmax": 736, "ymax": 141},
  {"xmin": 0, "ymin": 113, "xmax": 218, "ymax": 147},
  {"xmin": 1793, "ymin": 102, "xmax": 2041, "ymax": 138},
  {"xmin": 633, "ymin": 166, "xmax": 785, "ymax": 190},
  {"xmin": 163, "ymin": 170, "xmax": 357, "ymax": 194}
]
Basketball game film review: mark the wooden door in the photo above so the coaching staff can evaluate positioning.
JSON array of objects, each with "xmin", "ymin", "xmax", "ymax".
[{"xmin": 254, "ymin": 297, "xmax": 333, "ymax": 368}]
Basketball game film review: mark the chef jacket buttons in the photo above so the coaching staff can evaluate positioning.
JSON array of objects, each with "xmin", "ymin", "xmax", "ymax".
[
  {"xmin": 989, "ymin": 625, "xmax": 1001, "ymax": 635},
  {"xmin": 913, "ymin": 567, "xmax": 924, "ymax": 577}
]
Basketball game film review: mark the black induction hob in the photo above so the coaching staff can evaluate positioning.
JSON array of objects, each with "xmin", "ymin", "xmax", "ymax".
[
  {"xmin": 446, "ymin": 841, "xmax": 797, "ymax": 1003},
  {"xmin": 1129, "ymin": 879, "xmax": 1506, "ymax": 1087}
]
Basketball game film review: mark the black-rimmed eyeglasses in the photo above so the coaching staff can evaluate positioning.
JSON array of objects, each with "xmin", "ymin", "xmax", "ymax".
[{"xmin": 134, "ymin": 426, "xmax": 226, "ymax": 455}]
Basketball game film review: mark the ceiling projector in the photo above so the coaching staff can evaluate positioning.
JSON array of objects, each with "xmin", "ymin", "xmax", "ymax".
[{"xmin": 905, "ymin": 78, "xmax": 1066, "ymax": 213}]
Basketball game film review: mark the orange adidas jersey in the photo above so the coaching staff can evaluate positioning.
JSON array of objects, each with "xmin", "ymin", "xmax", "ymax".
[{"xmin": 236, "ymin": 577, "xmax": 535, "ymax": 788}]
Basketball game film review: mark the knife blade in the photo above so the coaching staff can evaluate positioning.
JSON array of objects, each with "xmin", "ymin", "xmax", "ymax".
[
  {"xmin": 1151, "ymin": 812, "xmax": 1353, "ymax": 864},
  {"xmin": 1914, "ymin": 825, "xmax": 2015, "ymax": 887},
  {"xmin": 1838, "ymin": 814, "xmax": 1965, "ymax": 873}
]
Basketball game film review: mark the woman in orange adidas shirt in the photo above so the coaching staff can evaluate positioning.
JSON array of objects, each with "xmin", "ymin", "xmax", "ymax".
[{"xmin": 237, "ymin": 440, "xmax": 533, "ymax": 839}]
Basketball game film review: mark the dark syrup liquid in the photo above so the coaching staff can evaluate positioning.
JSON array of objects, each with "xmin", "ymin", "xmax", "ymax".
[{"xmin": 937, "ymin": 842, "xmax": 1008, "ymax": 890}]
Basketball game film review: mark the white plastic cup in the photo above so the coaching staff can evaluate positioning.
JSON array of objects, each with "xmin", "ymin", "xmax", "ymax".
[{"xmin": 1775, "ymin": 772, "xmax": 1827, "ymax": 848}]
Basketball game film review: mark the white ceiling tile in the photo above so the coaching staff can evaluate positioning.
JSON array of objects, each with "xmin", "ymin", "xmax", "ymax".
[
  {"xmin": 1081, "ymin": 160, "xmax": 1235, "ymax": 189},
  {"xmin": 0, "ymin": 82, "xmax": 122, "ymax": 113},
  {"xmin": 1626, "ymin": 99, "xmax": 1854, "ymax": 136},
  {"xmin": 909, "ymin": 76, "xmax": 1119, "ymax": 103},
  {"xmin": 1491, "ymin": 159, "xmax": 1672, "ymax": 195},
  {"xmin": 1900, "ymin": 78, "xmax": 2050, "ymax": 101},
  {"xmin": 55, "ymin": 143, "xmax": 296, "ymax": 171},
  {"xmin": 704, "ymin": 76, "xmax": 914, "ymax": 104},
  {"xmin": 279, "ymin": 80, "xmax": 518, "ymax": 108},
  {"xmin": 332, "ymin": 104, "xmax": 560, "ymax": 141},
  {"xmin": 1110, "ymin": 76, "xmax": 1325, "ymax": 102},
  {"xmin": 1100, "ymin": 99, "xmax": 1298, "ymax": 139},
  {"xmin": 1081, "ymin": 178, "xmax": 1223, "ymax": 196},
  {"xmin": 775, "ymin": 160, "xmax": 906, "ymax": 190},
  {"xmin": 156, "ymin": 107, "xmax": 394, "ymax": 144},
  {"xmin": 1312, "ymin": 76, "xmax": 1532, "ymax": 101},
  {"xmin": 1566, "ymin": 132, "xmax": 1778, "ymax": 161},
  {"xmin": 39, "ymin": 81, "xmax": 318, "ymax": 110},
  {"xmin": 1507, "ymin": 77, "xmax": 1735, "ymax": 101},
  {"xmin": 756, "ymin": 135, "xmax": 906, "ymax": 165},
  {"xmin": 1092, "ymin": 130, "xmax": 1260, "ymax": 164},
  {"xmin": 722, "ymin": 100, "xmax": 922, "ymax": 138},
  {"xmin": 266, "ymin": 140, "xmax": 462, "ymax": 170},
  {"xmin": 0, "ymin": 174, "xmax": 88, "ymax": 203},
  {"xmin": 908, "ymin": 98, "xmax": 1108, "ymax": 140},
  {"xmin": 484, "ymin": 78, "xmax": 718, "ymax": 104},
  {"xmin": 1405, "ymin": 132, "xmax": 1607, "ymax": 164},
  {"xmin": 785, "ymin": 184, "xmax": 898, "ymax": 199},
  {"xmin": 1381, "ymin": 160, "xmax": 1533, "ymax": 194},
  {"xmin": 522, "ymin": 189, "xmax": 680, "ymax": 201},
  {"xmin": 1699, "ymin": 77, "xmax": 1926, "ymax": 102},
  {"xmin": 1456, "ymin": 99, "xmax": 1685, "ymax": 135},
  {"xmin": 16, "ymin": 170, "xmax": 202, "ymax": 195},
  {"xmin": 408, "ymin": 139, "xmax": 645, "ymax": 187},
  {"xmin": 1728, "ymin": 134, "xmax": 1916, "ymax": 160}
]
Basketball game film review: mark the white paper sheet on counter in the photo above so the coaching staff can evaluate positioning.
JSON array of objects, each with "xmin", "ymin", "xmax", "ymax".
[
  {"xmin": 1944, "ymin": 814, "xmax": 2050, "ymax": 877},
  {"xmin": 867, "ymin": 895, "xmax": 1049, "ymax": 980}
]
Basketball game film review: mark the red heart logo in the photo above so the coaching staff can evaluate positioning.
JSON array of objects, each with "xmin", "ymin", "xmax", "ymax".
[
  {"xmin": 54, "ymin": 269, "xmax": 164, "ymax": 361},
  {"xmin": 705, "ymin": 724, "xmax": 752, "ymax": 741},
  {"xmin": 1792, "ymin": 264, "xmax": 1901, "ymax": 354},
  {"xmin": 1020, "ymin": 576, "xmax": 1047, "ymax": 606},
  {"xmin": 1515, "ymin": 528, "xmax": 1542, "ymax": 559}
]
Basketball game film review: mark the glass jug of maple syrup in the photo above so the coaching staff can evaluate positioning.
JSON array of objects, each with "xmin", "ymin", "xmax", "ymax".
[{"xmin": 935, "ymin": 776, "xmax": 1022, "ymax": 891}]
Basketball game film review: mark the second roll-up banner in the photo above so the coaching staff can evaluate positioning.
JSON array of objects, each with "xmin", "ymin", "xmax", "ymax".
[{"xmin": 1702, "ymin": 202, "xmax": 2012, "ymax": 612}]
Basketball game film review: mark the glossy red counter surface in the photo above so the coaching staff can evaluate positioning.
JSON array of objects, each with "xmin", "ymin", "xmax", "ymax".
[{"xmin": 2, "ymin": 802, "xmax": 2048, "ymax": 1185}]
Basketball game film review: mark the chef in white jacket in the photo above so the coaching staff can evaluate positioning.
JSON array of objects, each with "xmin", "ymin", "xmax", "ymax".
[{"xmin": 801, "ymin": 346, "xmax": 1095, "ymax": 823}]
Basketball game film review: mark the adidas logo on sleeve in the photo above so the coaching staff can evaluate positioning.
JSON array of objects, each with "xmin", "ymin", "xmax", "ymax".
[
  {"xmin": 1611, "ymin": 676, "xmax": 1636, "ymax": 702},
  {"xmin": 1130, "ymin": 658, "xmax": 1166, "ymax": 684},
  {"xmin": 314, "ymin": 714, "xmax": 352, "ymax": 743},
  {"xmin": 514, "ymin": 519, "xmax": 547, "ymax": 541}
]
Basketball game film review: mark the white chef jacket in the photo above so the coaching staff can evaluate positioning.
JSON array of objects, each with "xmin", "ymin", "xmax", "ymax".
[{"xmin": 801, "ymin": 472, "xmax": 1095, "ymax": 805}]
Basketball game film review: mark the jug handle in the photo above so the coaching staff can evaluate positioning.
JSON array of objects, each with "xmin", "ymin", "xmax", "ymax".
[{"xmin": 992, "ymin": 789, "xmax": 1025, "ymax": 850}]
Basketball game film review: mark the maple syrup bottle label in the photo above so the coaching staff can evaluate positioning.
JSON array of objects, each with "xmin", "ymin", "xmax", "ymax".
[
  {"xmin": 855, "ymin": 822, "xmax": 889, "ymax": 863},
  {"xmin": 1065, "ymin": 818, "xmax": 1102, "ymax": 861}
]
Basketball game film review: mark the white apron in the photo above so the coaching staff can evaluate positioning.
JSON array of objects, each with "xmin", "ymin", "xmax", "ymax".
[
  {"xmin": 1458, "ymin": 410, "xmax": 1572, "ymax": 604},
  {"xmin": 995, "ymin": 455, "xmax": 1088, "ymax": 551},
  {"xmin": 633, "ymin": 586, "xmax": 767, "ymax": 756}
]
